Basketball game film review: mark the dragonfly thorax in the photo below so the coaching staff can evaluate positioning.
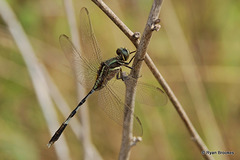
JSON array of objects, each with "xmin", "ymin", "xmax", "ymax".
[
  {"xmin": 94, "ymin": 62, "xmax": 120, "ymax": 91},
  {"xmin": 116, "ymin": 48, "xmax": 130, "ymax": 61}
]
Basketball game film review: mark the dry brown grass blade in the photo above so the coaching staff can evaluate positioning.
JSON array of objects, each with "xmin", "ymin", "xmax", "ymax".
[
  {"xmin": 162, "ymin": 0, "xmax": 227, "ymax": 159},
  {"xmin": 0, "ymin": 0, "xmax": 72, "ymax": 159},
  {"xmin": 62, "ymin": 0, "xmax": 103, "ymax": 159}
]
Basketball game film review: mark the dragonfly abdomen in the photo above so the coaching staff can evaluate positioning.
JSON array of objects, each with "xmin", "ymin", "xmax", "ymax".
[{"xmin": 47, "ymin": 89, "xmax": 95, "ymax": 147}]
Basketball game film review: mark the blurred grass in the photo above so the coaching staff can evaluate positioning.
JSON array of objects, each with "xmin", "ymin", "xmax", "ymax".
[{"xmin": 0, "ymin": 0, "xmax": 239, "ymax": 160}]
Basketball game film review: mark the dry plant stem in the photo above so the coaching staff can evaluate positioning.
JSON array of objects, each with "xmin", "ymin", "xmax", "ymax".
[
  {"xmin": 63, "ymin": 0, "xmax": 102, "ymax": 159},
  {"xmin": 92, "ymin": 0, "xmax": 213, "ymax": 160},
  {"xmin": 119, "ymin": 1, "xmax": 163, "ymax": 160},
  {"xmin": 162, "ymin": 1, "xmax": 227, "ymax": 159},
  {"xmin": 92, "ymin": 0, "xmax": 135, "ymax": 42},
  {"xmin": 0, "ymin": 22, "xmax": 84, "ymax": 145},
  {"xmin": 0, "ymin": 1, "xmax": 71, "ymax": 160}
]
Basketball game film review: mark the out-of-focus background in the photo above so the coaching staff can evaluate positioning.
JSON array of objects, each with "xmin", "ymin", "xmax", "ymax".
[{"xmin": 0, "ymin": 0, "xmax": 239, "ymax": 159}]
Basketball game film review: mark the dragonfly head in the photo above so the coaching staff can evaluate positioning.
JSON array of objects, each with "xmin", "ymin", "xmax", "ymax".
[{"xmin": 116, "ymin": 48, "xmax": 130, "ymax": 61}]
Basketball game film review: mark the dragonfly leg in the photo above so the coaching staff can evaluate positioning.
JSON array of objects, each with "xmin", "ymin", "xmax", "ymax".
[
  {"xmin": 116, "ymin": 61, "xmax": 133, "ymax": 70},
  {"xmin": 116, "ymin": 67, "xmax": 124, "ymax": 80},
  {"xmin": 117, "ymin": 53, "xmax": 136, "ymax": 67},
  {"xmin": 126, "ymin": 54, "xmax": 136, "ymax": 65},
  {"xmin": 123, "ymin": 65, "xmax": 133, "ymax": 70}
]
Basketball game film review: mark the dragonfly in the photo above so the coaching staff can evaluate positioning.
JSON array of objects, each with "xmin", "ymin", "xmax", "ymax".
[{"xmin": 47, "ymin": 7, "xmax": 167, "ymax": 147}]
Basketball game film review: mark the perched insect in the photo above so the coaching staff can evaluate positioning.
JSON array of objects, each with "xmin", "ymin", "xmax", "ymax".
[{"xmin": 48, "ymin": 7, "xmax": 167, "ymax": 147}]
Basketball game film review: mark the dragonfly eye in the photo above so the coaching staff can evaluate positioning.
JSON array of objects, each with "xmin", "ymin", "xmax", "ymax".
[
  {"xmin": 116, "ymin": 48, "xmax": 130, "ymax": 61},
  {"xmin": 122, "ymin": 48, "xmax": 130, "ymax": 61},
  {"xmin": 116, "ymin": 48, "xmax": 121, "ymax": 55}
]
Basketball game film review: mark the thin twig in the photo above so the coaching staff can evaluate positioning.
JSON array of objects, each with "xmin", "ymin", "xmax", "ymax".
[
  {"xmin": 162, "ymin": 1, "xmax": 227, "ymax": 159},
  {"xmin": 119, "ymin": 0, "xmax": 163, "ymax": 159},
  {"xmin": 0, "ymin": 1, "xmax": 72, "ymax": 160},
  {"xmin": 91, "ymin": 0, "xmax": 213, "ymax": 160}
]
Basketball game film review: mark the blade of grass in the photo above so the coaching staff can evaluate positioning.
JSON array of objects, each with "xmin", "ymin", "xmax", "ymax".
[
  {"xmin": 162, "ymin": 0, "xmax": 227, "ymax": 159},
  {"xmin": 0, "ymin": 0, "xmax": 72, "ymax": 160},
  {"xmin": 62, "ymin": 0, "xmax": 103, "ymax": 159}
]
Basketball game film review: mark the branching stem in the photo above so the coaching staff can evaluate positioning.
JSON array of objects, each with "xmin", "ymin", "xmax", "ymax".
[{"xmin": 92, "ymin": 0, "xmax": 213, "ymax": 160}]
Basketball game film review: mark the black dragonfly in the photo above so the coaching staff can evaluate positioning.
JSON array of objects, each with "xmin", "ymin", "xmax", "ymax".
[{"xmin": 48, "ymin": 7, "xmax": 167, "ymax": 147}]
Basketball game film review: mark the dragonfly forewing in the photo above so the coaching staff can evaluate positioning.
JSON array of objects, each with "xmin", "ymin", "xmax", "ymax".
[
  {"xmin": 79, "ymin": 7, "xmax": 102, "ymax": 67},
  {"xmin": 59, "ymin": 34, "xmax": 97, "ymax": 89}
]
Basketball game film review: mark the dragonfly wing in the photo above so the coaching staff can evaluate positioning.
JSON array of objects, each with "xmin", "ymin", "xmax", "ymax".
[
  {"xmin": 59, "ymin": 34, "xmax": 96, "ymax": 89},
  {"xmin": 136, "ymin": 81, "xmax": 168, "ymax": 107},
  {"xmin": 97, "ymin": 80, "xmax": 143, "ymax": 137},
  {"xmin": 79, "ymin": 7, "xmax": 102, "ymax": 68},
  {"xmin": 119, "ymin": 75, "xmax": 167, "ymax": 107}
]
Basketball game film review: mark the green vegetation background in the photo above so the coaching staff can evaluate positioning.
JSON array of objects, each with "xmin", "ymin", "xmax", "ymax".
[{"xmin": 0, "ymin": 0, "xmax": 239, "ymax": 159}]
